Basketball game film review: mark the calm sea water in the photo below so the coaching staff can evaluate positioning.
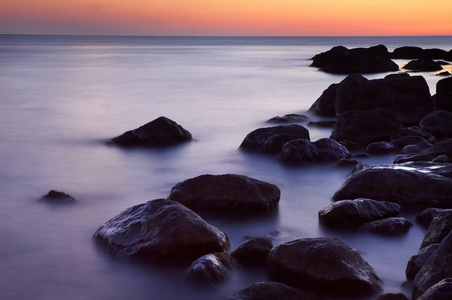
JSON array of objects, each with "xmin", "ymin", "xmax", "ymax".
[{"xmin": 1, "ymin": 35, "xmax": 451, "ymax": 300}]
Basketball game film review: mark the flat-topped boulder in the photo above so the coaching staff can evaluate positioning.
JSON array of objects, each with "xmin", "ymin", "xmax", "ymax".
[
  {"xmin": 229, "ymin": 282, "xmax": 309, "ymax": 300},
  {"xmin": 167, "ymin": 174, "xmax": 280, "ymax": 213},
  {"xmin": 391, "ymin": 46, "xmax": 449, "ymax": 59},
  {"xmin": 94, "ymin": 199, "xmax": 229, "ymax": 263},
  {"xmin": 240, "ymin": 125, "xmax": 310, "ymax": 154},
  {"xmin": 267, "ymin": 237, "xmax": 381, "ymax": 296},
  {"xmin": 403, "ymin": 58, "xmax": 443, "ymax": 72},
  {"xmin": 110, "ymin": 116, "xmax": 192, "ymax": 146},
  {"xmin": 311, "ymin": 45, "xmax": 398, "ymax": 74},
  {"xmin": 333, "ymin": 162, "xmax": 452, "ymax": 208},
  {"xmin": 318, "ymin": 198, "xmax": 401, "ymax": 228}
]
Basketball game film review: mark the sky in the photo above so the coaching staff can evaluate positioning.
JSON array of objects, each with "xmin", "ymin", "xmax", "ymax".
[{"xmin": 1, "ymin": 0, "xmax": 451, "ymax": 36}]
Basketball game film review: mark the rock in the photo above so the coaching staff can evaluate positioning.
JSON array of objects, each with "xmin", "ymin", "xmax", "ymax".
[
  {"xmin": 423, "ymin": 48, "xmax": 449, "ymax": 59},
  {"xmin": 239, "ymin": 125, "xmax": 310, "ymax": 154},
  {"xmin": 400, "ymin": 140, "xmax": 434, "ymax": 155},
  {"xmin": 417, "ymin": 277, "xmax": 452, "ymax": 300},
  {"xmin": 279, "ymin": 138, "xmax": 350, "ymax": 165},
  {"xmin": 110, "ymin": 116, "xmax": 192, "ymax": 146},
  {"xmin": 420, "ymin": 211, "xmax": 452, "ymax": 249},
  {"xmin": 416, "ymin": 208, "xmax": 452, "ymax": 228},
  {"xmin": 307, "ymin": 120, "xmax": 336, "ymax": 128},
  {"xmin": 336, "ymin": 158, "xmax": 361, "ymax": 168},
  {"xmin": 167, "ymin": 174, "xmax": 280, "ymax": 213},
  {"xmin": 229, "ymin": 282, "xmax": 309, "ymax": 300},
  {"xmin": 308, "ymin": 83, "xmax": 338, "ymax": 116},
  {"xmin": 318, "ymin": 199, "xmax": 401, "ymax": 228},
  {"xmin": 433, "ymin": 155, "xmax": 450, "ymax": 163},
  {"xmin": 378, "ymin": 293, "xmax": 409, "ymax": 300},
  {"xmin": 360, "ymin": 217, "xmax": 412, "ymax": 236},
  {"xmin": 93, "ymin": 199, "xmax": 230, "ymax": 263},
  {"xmin": 406, "ymin": 244, "xmax": 440, "ymax": 280},
  {"xmin": 331, "ymin": 108, "xmax": 402, "ymax": 147},
  {"xmin": 333, "ymin": 162, "xmax": 452, "ymax": 208},
  {"xmin": 184, "ymin": 252, "xmax": 232, "ymax": 285},
  {"xmin": 419, "ymin": 110, "xmax": 452, "ymax": 139},
  {"xmin": 267, "ymin": 237, "xmax": 382, "ymax": 296},
  {"xmin": 394, "ymin": 138, "xmax": 452, "ymax": 163},
  {"xmin": 413, "ymin": 231, "xmax": 452, "ymax": 299},
  {"xmin": 392, "ymin": 136, "xmax": 432, "ymax": 150},
  {"xmin": 437, "ymin": 71, "xmax": 451, "ymax": 76},
  {"xmin": 311, "ymin": 45, "xmax": 399, "ymax": 74},
  {"xmin": 403, "ymin": 59, "xmax": 443, "ymax": 71},
  {"xmin": 231, "ymin": 237, "xmax": 273, "ymax": 265},
  {"xmin": 267, "ymin": 114, "xmax": 310, "ymax": 124},
  {"xmin": 42, "ymin": 190, "xmax": 75, "ymax": 203},
  {"xmin": 434, "ymin": 77, "xmax": 452, "ymax": 111},
  {"xmin": 366, "ymin": 141, "xmax": 397, "ymax": 154},
  {"xmin": 391, "ymin": 46, "xmax": 425, "ymax": 59},
  {"xmin": 390, "ymin": 126, "xmax": 436, "ymax": 144}
]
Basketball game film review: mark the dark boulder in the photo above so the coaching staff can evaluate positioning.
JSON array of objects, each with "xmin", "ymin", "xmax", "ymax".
[
  {"xmin": 391, "ymin": 46, "xmax": 425, "ymax": 59},
  {"xmin": 93, "ymin": 199, "xmax": 230, "ymax": 263},
  {"xmin": 267, "ymin": 114, "xmax": 310, "ymax": 124},
  {"xmin": 420, "ymin": 211, "xmax": 452, "ymax": 249},
  {"xmin": 437, "ymin": 71, "xmax": 452, "ymax": 76},
  {"xmin": 231, "ymin": 237, "xmax": 273, "ymax": 265},
  {"xmin": 239, "ymin": 125, "xmax": 310, "ymax": 154},
  {"xmin": 417, "ymin": 277, "xmax": 452, "ymax": 300},
  {"xmin": 392, "ymin": 136, "xmax": 433, "ymax": 150},
  {"xmin": 378, "ymin": 293, "xmax": 409, "ymax": 300},
  {"xmin": 229, "ymin": 282, "xmax": 309, "ymax": 300},
  {"xmin": 400, "ymin": 140, "xmax": 434, "ymax": 155},
  {"xmin": 110, "ymin": 116, "xmax": 192, "ymax": 146},
  {"xmin": 406, "ymin": 244, "xmax": 440, "ymax": 280},
  {"xmin": 314, "ymin": 138, "xmax": 351, "ymax": 160},
  {"xmin": 390, "ymin": 126, "xmax": 436, "ymax": 144},
  {"xmin": 333, "ymin": 162, "xmax": 452, "ymax": 208},
  {"xmin": 331, "ymin": 108, "xmax": 402, "ymax": 147},
  {"xmin": 267, "ymin": 237, "xmax": 382, "ymax": 296},
  {"xmin": 413, "ymin": 231, "xmax": 452, "ymax": 299},
  {"xmin": 433, "ymin": 155, "xmax": 450, "ymax": 163},
  {"xmin": 311, "ymin": 45, "xmax": 398, "ymax": 74},
  {"xmin": 366, "ymin": 141, "xmax": 397, "ymax": 154},
  {"xmin": 403, "ymin": 59, "xmax": 443, "ymax": 72},
  {"xmin": 308, "ymin": 83, "xmax": 338, "ymax": 116},
  {"xmin": 433, "ymin": 77, "xmax": 452, "ymax": 111},
  {"xmin": 419, "ymin": 110, "xmax": 452, "ymax": 139},
  {"xmin": 394, "ymin": 138, "xmax": 452, "ymax": 163},
  {"xmin": 167, "ymin": 174, "xmax": 280, "ymax": 213},
  {"xmin": 184, "ymin": 252, "xmax": 232, "ymax": 285},
  {"xmin": 318, "ymin": 198, "xmax": 401, "ymax": 228},
  {"xmin": 416, "ymin": 208, "xmax": 452, "ymax": 228},
  {"xmin": 360, "ymin": 217, "xmax": 412, "ymax": 236},
  {"xmin": 42, "ymin": 190, "xmax": 75, "ymax": 203}
]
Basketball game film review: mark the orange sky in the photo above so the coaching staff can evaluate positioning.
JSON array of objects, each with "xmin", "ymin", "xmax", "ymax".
[{"xmin": 1, "ymin": 0, "xmax": 451, "ymax": 36}]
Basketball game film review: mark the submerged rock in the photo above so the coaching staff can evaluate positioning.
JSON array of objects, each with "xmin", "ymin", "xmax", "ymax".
[
  {"xmin": 42, "ymin": 190, "xmax": 75, "ymax": 203},
  {"xmin": 184, "ymin": 252, "xmax": 232, "ymax": 285},
  {"xmin": 110, "ymin": 116, "xmax": 192, "ymax": 146},
  {"xmin": 229, "ymin": 282, "xmax": 309, "ymax": 300},
  {"xmin": 267, "ymin": 237, "xmax": 381, "ymax": 296},
  {"xmin": 240, "ymin": 125, "xmax": 310, "ymax": 154},
  {"xmin": 93, "ymin": 199, "xmax": 230, "ymax": 263},
  {"xmin": 231, "ymin": 237, "xmax": 273, "ymax": 265},
  {"xmin": 360, "ymin": 217, "xmax": 412, "ymax": 236},
  {"xmin": 419, "ymin": 110, "xmax": 452, "ymax": 139},
  {"xmin": 167, "ymin": 174, "xmax": 280, "ymax": 213},
  {"xmin": 267, "ymin": 114, "xmax": 310, "ymax": 124}
]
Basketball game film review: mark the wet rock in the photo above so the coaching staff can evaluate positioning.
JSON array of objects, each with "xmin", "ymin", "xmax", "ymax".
[
  {"xmin": 184, "ymin": 252, "xmax": 232, "ymax": 285},
  {"xmin": 391, "ymin": 46, "xmax": 425, "ymax": 59},
  {"xmin": 240, "ymin": 125, "xmax": 310, "ymax": 154},
  {"xmin": 366, "ymin": 141, "xmax": 397, "ymax": 154},
  {"xmin": 360, "ymin": 217, "xmax": 412, "ymax": 236},
  {"xmin": 420, "ymin": 211, "xmax": 452, "ymax": 249},
  {"xmin": 331, "ymin": 108, "xmax": 402, "ymax": 147},
  {"xmin": 413, "ymin": 231, "xmax": 452, "ymax": 299},
  {"xmin": 377, "ymin": 293, "xmax": 409, "ymax": 300},
  {"xmin": 311, "ymin": 45, "xmax": 398, "ymax": 74},
  {"xmin": 308, "ymin": 83, "xmax": 338, "ymax": 116},
  {"xmin": 406, "ymin": 244, "xmax": 440, "ymax": 280},
  {"xmin": 318, "ymin": 199, "xmax": 401, "ymax": 228},
  {"xmin": 392, "ymin": 136, "xmax": 433, "ymax": 150},
  {"xmin": 419, "ymin": 110, "xmax": 452, "ymax": 139},
  {"xmin": 267, "ymin": 237, "xmax": 382, "ymax": 296},
  {"xmin": 394, "ymin": 138, "xmax": 452, "ymax": 163},
  {"xmin": 42, "ymin": 190, "xmax": 75, "ymax": 203},
  {"xmin": 437, "ymin": 71, "xmax": 452, "ymax": 76},
  {"xmin": 433, "ymin": 155, "xmax": 450, "ymax": 163},
  {"xmin": 390, "ymin": 126, "xmax": 436, "ymax": 144},
  {"xmin": 417, "ymin": 277, "xmax": 452, "ymax": 300},
  {"xmin": 267, "ymin": 114, "xmax": 310, "ymax": 124},
  {"xmin": 231, "ymin": 237, "xmax": 273, "ymax": 265},
  {"xmin": 307, "ymin": 120, "xmax": 336, "ymax": 128},
  {"xmin": 403, "ymin": 59, "xmax": 443, "ymax": 72},
  {"xmin": 167, "ymin": 174, "xmax": 280, "ymax": 213},
  {"xmin": 333, "ymin": 162, "xmax": 452, "ymax": 208},
  {"xmin": 416, "ymin": 208, "xmax": 452, "ymax": 228},
  {"xmin": 110, "ymin": 116, "xmax": 192, "ymax": 146},
  {"xmin": 336, "ymin": 158, "xmax": 361, "ymax": 168},
  {"xmin": 93, "ymin": 199, "xmax": 230, "ymax": 263},
  {"xmin": 229, "ymin": 282, "xmax": 309, "ymax": 300},
  {"xmin": 433, "ymin": 77, "xmax": 452, "ymax": 111}
]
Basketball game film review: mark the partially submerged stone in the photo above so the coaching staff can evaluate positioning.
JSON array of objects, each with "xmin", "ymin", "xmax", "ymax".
[
  {"xmin": 184, "ymin": 252, "xmax": 232, "ymax": 285},
  {"xmin": 42, "ymin": 190, "xmax": 75, "ymax": 203},
  {"xmin": 406, "ymin": 244, "xmax": 439, "ymax": 280},
  {"xmin": 417, "ymin": 277, "xmax": 452, "ymax": 300},
  {"xmin": 231, "ymin": 237, "xmax": 273, "ymax": 265},
  {"xmin": 267, "ymin": 114, "xmax": 310, "ymax": 124},
  {"xmin": 360, "ymin": 217, "xmax": 412, "ymax": 236},
  {"xmin": 403, "ymin": 58, "xmax": 443, "ymax": 72}
]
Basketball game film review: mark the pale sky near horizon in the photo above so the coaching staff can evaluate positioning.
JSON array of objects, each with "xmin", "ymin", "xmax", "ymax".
[{"xmin": 1, "ymin": 0, "xmax": 451, "ymax": 36}]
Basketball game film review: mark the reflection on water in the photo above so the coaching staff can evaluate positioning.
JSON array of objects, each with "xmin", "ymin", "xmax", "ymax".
[{"xmin": 1, "ymin": 35, "xmax": 451, "ymax": 300}]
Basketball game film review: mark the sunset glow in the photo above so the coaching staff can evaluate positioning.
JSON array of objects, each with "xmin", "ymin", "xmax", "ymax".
[{"xmin": 1, "ymin": 0, "xmax": 451, "ymax": 36}]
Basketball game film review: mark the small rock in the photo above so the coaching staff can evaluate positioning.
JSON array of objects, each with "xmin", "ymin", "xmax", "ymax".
[
  {"xmin": 42, "ymin": 190, "xmax": 75, "ymax": 203},
  {"xmin": 267, "ymin": 114, "xmax": 310, "ymax": 124},
  {"xmin": 231, "ymin": 237, "xmax": 273, "ymax": 265},
  {"xmin": 377, "ymin": 293, "xmax": 409, "ymax": 300},
  {"xmin": 184, "ymin": 252, "xmax": 232, "ymax": 285},
  {"xmin": 417, "ymin": 277, "xmax": 452, "ymax": 300}
]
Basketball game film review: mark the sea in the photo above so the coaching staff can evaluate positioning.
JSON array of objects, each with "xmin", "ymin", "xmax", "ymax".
[{"xmin": 1, "ymin": 35, "xmax": 451, "ymax": 300}]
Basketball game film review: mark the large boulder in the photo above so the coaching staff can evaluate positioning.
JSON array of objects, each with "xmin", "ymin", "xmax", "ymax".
[
  {"xmin": 419, "ymin": 211, "xmax": 452, "ymax": 249},
  {"xmin": 406, "ymin": 244, "xmax": 440, "ymax": 280},
  {"xmin": 333, "ymin": 162, "xmax": 452, "ymax": 208},
  {"xmin": 394, "ymin": 138, "xmax": 452, "ymax": 163},
  {"xmin": 417, "ymin": 278, "xmax": 452, "ymax": 300},
  {"xmin": 419, "ymin": 110, "xmax": 452, "ymax": 139},
  {"xmin": 434, "ymin": 77, "xmax": 452, "ymax": 111},
  {"xmin": 311, "ymin": 45, "xmax": 399, "ymax": 74},
  {"xmin": 239, "ymin": 125, "xmax": 310, "ymax": 154},
  {"xmin": 331, "ymin": 108, "xmax": 402, "ymax": 146},
  {"xmin": 110, "ymin": 116, "xmax": 192, "ymax": 146},
  {"xmin": 413, "ymin": 231, "xmax": 452, "ymax": 299},
  {"xmin": 93, "ymin": 199, "xmax": 230, "ymax": 263},
  {"xmin": 229, "ymin": 282, "xmax": 309, "ymax": 300},
  {"xmin": 167, "ymin": 174, "xmax": 280, "ymax": 213},
  {"xmin": 318, "ymin": 198, "xmax": 401, "ymax": 228},
  {"xmin": 390, "ymin": 126, "xmax": 436, "ymax": 144},
  {"xmin": 184, "ymin": 252, "xmax": 233, "ymax": 285},
  {"xmin": 267, "ymin": 237, "xmax": 382, "ymax": 296},
  {"xmin": 403, "ymin": 59, "xmax": 443, "ymax": 71},
  {"xmin": 360, "ymin": 217, "xmax": 412, "ymax": 236},
  {"xmin": 231, "ymin": 237, "xmax": 273, "ymax": 265}
]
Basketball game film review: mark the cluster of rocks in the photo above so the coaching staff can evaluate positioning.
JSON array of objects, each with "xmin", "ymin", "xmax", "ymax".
[{"xmin": 311, "ymin": 45, "xmax": 451, "ymax": 74}]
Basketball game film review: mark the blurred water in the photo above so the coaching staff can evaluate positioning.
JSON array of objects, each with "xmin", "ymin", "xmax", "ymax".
[{"xmin": 1, "ymin": 35, "xmax": 451, "ymax": 300}]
